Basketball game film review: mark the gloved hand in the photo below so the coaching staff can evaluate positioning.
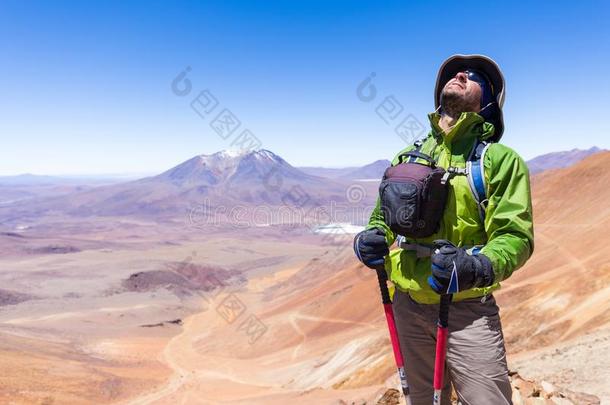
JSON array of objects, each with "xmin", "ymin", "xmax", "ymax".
[
  {"xmin": 427, "ymin": 239, "xmax": 495, "ymax": 294},
  {"xmin": 353, "ymin": 228, "xmax": 389, "ymax": 269}
]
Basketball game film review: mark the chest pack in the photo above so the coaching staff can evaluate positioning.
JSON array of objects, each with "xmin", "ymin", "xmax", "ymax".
[{"xmin": 379, "ymin": 139, "xmax": 490, "ymax": 239}]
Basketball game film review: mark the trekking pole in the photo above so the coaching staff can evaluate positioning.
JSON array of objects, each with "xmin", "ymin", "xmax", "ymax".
[
  {"xmin": 372, "ymin": 262, "xmax": 413, "ymax": 405},
  {"xmin": 432, "ymin": 293, "xmax": 452, "ymax": 405}
]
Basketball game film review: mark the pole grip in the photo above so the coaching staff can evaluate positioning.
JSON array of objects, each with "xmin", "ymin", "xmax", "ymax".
[
  {"xmin": 376, "ymin": 268, "xmax": 391, "ymax": 305},
  {"xmin": 438, "ymin": 293, "xmax": 452, "ymax": 328}
]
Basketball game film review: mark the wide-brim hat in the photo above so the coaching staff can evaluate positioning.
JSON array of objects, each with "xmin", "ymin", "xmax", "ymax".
[{"xmin": 434, "ymin": 54, "xmax": 506, "ymax": 142}]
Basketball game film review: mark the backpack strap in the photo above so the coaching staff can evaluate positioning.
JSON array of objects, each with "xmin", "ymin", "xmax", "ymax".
[
  {"xmin": 405, "ymin": 139, "xmax": 424, "ymax": 163},
  {"xmin": 466, "ymin": 141, "xmax": 491, "ymax": 223},
  {"xmin": 398, "ymin": 150, "xmax": 437, "ymax": 166}
]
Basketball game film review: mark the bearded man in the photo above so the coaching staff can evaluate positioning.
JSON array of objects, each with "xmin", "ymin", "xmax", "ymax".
[{"xmin": 354, "ymin": 55, "xmax": 534, "ymax": 405}]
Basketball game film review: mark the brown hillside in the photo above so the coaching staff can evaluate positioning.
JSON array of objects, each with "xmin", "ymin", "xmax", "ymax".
[{"xmin": 498, "ymin": 151, "xmax": 610, "ymax": 352}]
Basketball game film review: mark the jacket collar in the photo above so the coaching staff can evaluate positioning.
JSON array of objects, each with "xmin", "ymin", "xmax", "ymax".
[{"xmin": 427, "ymin": 111, "xmax": 495, "ymax": 146}]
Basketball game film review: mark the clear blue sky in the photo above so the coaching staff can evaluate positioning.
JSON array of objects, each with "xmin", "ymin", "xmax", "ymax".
[{"xmin": 1, "ymin": 0, "xmax": 609, "ymax": 175}]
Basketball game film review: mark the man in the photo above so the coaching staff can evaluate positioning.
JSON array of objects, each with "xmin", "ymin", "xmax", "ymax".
[{"xmin": 354, "ymin": 55, "xmax": 534, "ymax": 404}]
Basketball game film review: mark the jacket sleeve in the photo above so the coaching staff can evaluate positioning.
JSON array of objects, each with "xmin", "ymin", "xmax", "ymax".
[{"xmin": 479, "ymin": 144, "xmax": 535, "ymax": 282}]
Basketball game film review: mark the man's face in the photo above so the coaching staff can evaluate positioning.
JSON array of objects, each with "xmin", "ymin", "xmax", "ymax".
[{"xmin": 440, "ymin": 71, "xmax": 482, "ymax": 116}]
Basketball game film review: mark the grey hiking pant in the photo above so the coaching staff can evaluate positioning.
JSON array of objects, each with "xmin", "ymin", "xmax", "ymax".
[{"xmin": 392, "ymin": 290, "xmax": 512, "ymax": 405}]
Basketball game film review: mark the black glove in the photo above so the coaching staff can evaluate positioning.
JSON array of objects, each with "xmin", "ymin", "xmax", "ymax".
[
  {"xmin": 353, "ymin": 228, "xmax": 389, "ymax": 269},
  {"xmin": 428, "ymin": 239, "xmax": 495, "ymax": 294}
]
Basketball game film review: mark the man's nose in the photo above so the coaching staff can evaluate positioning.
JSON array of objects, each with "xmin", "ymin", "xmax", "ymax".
[{"xmin": 455, "ymin": 71, "xmax": 468, "ymax": 83}]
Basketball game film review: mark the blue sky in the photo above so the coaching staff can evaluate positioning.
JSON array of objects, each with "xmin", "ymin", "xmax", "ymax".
[{"xmin": 1, "ymin": 0, "xmax": 609, "ymax": 175}]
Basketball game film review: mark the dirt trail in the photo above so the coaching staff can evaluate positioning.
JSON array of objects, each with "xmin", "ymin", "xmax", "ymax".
[
  {"xmin": 122, "ymin": 295, "xmax": 383, "ymax": 404},
  {"xmin": 120, "ymin": 301, "xmax": 264, "ymax": 404},
  {"xmin": 123, "ymin": 313, "xmax": 197, "ymax": 405}
]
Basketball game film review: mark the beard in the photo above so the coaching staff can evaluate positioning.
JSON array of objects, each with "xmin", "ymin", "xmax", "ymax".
[{"xmin": 440, "ymin": 88, "xmax": 479, "ymax": 118}]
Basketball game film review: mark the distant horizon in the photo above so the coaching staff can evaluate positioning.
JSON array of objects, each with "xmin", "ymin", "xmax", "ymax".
[{"xmin": 0, "ymin": 145, "xmax": 604, "ymax": 178}]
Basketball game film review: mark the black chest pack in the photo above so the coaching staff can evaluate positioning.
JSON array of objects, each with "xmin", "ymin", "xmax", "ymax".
[{"xmin": 379, "ymin": 139, "xmax": 490, "ymax": 239}]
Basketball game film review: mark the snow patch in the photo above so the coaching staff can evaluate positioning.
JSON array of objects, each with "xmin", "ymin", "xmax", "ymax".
[
  {"xmin": 218, "ymin": 149, "xmax": 249, "ymax": 158},
  {"xmin": 313, "ymin": 223, "xmax": 364, "ymax": 235}
]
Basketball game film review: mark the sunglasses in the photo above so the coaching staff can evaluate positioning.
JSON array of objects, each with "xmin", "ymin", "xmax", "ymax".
[{"xmin": 463, "ymin": 69, "xmax": 493, "ymax": 93}]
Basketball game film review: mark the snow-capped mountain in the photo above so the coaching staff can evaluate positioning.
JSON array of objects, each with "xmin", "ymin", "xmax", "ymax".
[
  {"xmin": 0, "ymin": 149, "xmax": 354, "ymax": 220},
  {"xmin": 153, "ymin": 149, "xmax": 321, "ymax": 187}
]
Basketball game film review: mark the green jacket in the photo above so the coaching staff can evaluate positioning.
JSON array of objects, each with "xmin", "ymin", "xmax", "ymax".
[{"xmin": 367, "ymin": 111, "xmax": 534, "ymax": 304}]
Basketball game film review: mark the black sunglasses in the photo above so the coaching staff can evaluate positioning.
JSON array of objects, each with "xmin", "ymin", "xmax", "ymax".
[{"xmin": 463, "ymin": 69, "xmax": 493, "ymax": 93}]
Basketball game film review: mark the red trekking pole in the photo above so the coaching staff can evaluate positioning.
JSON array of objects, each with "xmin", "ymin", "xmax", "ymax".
[
  {"xmin": 374, "ymin": 266, "xmax": 413, "ymax": 405},
  {"xmin": 432, "ymin": 293, "xmax": 452, "ymax": 405}
]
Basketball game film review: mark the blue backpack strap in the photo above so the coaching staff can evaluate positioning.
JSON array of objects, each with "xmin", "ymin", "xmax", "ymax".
[{"xmin": 466, "ymin": 141, "xmax": 491, "ymax": 223}]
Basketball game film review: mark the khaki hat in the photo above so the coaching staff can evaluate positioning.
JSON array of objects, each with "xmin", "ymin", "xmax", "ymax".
[{"xmin": 434, "ymin": 54, "xmax": 506, "ymax": 141}]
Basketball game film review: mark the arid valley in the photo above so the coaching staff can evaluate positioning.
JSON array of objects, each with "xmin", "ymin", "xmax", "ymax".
[{"xmin": 1, "ymin": 149, "xmax": 608, "ymax": 404}]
